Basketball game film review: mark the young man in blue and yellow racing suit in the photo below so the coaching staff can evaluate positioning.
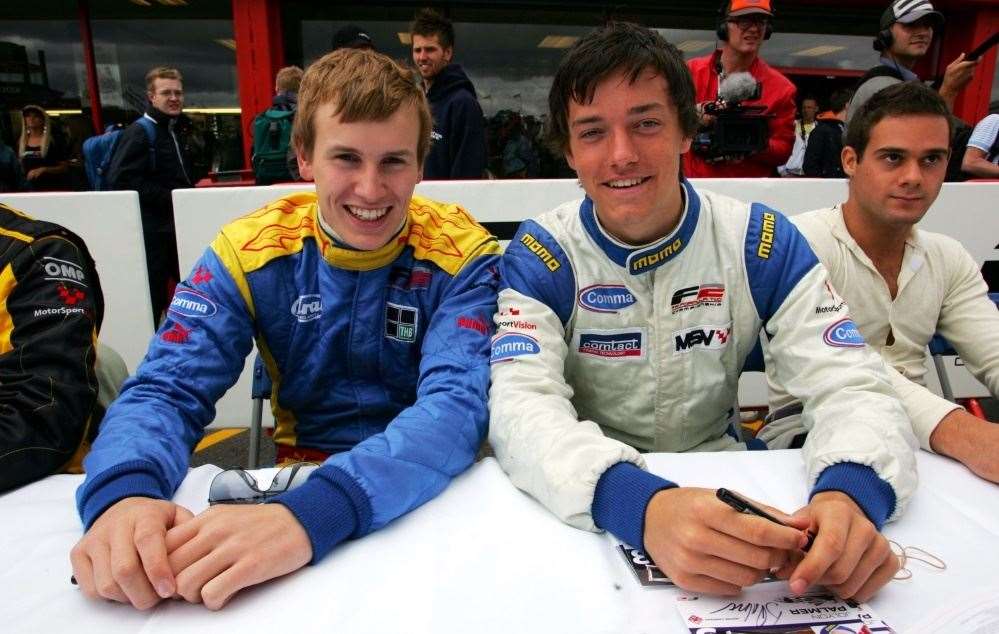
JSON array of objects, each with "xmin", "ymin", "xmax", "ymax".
[
  {"xmin": 71, "ymin": 48, "xmax": 500, "ymax": 611},
  {"xmin": 489, "ymin": 23, "xmax": 917, "ymax": 604}
]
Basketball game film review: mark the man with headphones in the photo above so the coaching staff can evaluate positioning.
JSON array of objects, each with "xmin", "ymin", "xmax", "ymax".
[
  {"xmin": 684, "ymin": 0, "xmax": 796, "ymax": 178},
  {"xmin": 846, "ymin": 0, "xmax": 978, "ymax": 124}
]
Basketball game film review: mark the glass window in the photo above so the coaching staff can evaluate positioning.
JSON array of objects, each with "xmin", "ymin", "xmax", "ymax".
[
  {"xmin": 0, "ymin": 18, "xmax": 89, "ymax": 189},
  {"xmin": 89, "ymin": 10, "xmax": 242, "ymax": 175}
]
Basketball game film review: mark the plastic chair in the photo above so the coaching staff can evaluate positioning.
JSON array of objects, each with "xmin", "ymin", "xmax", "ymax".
[
  {"xmin": 248, "ymin": 354, "xmax": 272, "ymax": 469},
  {"xmin": 928, "ymin": 292, "xmax": 999, "ymax": 408}
]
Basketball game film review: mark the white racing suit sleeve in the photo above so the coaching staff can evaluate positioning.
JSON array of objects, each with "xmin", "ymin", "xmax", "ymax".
[
  {"xmin": 489, "ymin": 221, "xmax": 645, "ymax": 532},
  {"xmin": 746, "ymin": 206, "xmax": 918, "ymax": 524}
]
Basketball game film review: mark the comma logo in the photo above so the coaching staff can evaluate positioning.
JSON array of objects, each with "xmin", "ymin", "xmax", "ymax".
[{"xmin": 168, "ymin": 290, "xmax": 218, "ymax": 318}]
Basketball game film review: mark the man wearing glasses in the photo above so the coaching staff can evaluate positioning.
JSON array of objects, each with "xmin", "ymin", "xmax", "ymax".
[
  {"xmin": 107, "ymin": 67, "xmax": 193, "ymax": 324},
  {"xmin": 684, "ymin": 0, "xmax": 797, "ymax": 177},
  {"xmin": 71, "ymin": 49, "xmax": 499, "ymax": 611}
]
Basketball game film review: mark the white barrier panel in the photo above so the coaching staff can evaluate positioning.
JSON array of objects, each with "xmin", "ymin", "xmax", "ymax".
[
  {"xmin": 0, "ymin": 191, "xmax": 155, "ymax": 375},
  {"xmin": 174, "ymin": 179, "xmax": 999, "ymax": 425}
]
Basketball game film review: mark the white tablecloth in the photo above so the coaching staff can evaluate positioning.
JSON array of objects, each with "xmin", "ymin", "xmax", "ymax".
[{"xmin": 2, "ymin": 450, "xmax": 996, "ymax": 633}]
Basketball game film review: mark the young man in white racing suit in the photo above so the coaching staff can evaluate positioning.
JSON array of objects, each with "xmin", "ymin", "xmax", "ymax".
[{"xmin": 489, "ymin": 22, "xmax": 918, "ymax": 603}]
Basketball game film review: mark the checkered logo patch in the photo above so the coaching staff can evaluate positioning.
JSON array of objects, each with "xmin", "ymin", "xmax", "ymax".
[{"xmin": 385, "ymin": 302, "xmax": 419, "ymax": 343}]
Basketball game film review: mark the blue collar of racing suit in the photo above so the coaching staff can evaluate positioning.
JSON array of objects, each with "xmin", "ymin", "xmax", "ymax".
[{"xmin": 579, "ymin": 178, "xmax": 701, "ymax": 275}]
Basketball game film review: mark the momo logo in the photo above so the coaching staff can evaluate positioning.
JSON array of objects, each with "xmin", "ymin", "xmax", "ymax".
[
  {"xmin": 756, "ymin": 212, "xmax": 776, "ymax": 259},
  {"xmin": 577, "ymin": 284, "xmax": 636, "ymax": 314},
  {"xmin": 670, "ymin": 284, "xmax": 724, "ymax": 313},
  {"xmin": 169, "ymin": 290, "xmax": 218, "ymax": 318},
  {"xmin": 673, "ymin": 324, "xmax": 731, "ymax": 353},
  {"xmin": 520, "ymin": 233, "xmax": 561, "ymax": 272},
  {"xmin": 823, "ymin": 318, "xmax": 865, "ymax": 348},
  {"xmin": 578, "ymin": 331, "xmax": 643, "ymax": 359},
  {"xmin": 291, "ymin": 294, "xmax": 322, "ymax": 323},
  {"xmin": 41, "ymin": 256, "xmax": 87, "ymax": 287},
  {"xmin": 490, "ymin": 332, "xmax": 540, "ymax": 363},
  {"xmin": 628, "ymin": 238, "xmax": 683, "ymax": 274}
]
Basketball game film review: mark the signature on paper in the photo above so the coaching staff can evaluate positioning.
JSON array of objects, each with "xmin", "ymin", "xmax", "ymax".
[{"xmin": 710, "ymin": 601, "xmax": 783, "ymax": 626}]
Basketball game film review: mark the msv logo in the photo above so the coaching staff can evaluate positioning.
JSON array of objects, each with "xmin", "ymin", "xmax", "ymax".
[
  {"xmin": 291, "ymin": 294, "xmax": 323, "ymax": 323},
  {"xmin": 578, "ymin": 331, "xmax": 643, "ymax": 358},
  {"xmin": 577, "ymin": 284, "xmax": 636, "ymax": 313},
  {"xmin": 673, "ymin": 325, "xmax": 730, "ymax": 353},
  {"xmin": 490, "ymin": 332, "xmax": 540, "ymax": 363},
  {"xmin": 169, "ymin": 289, "xmax": 218, "ymax": 318},
  {"xmin": 823, "ymin": 318, "xmax": 865, "ymax": 348}
]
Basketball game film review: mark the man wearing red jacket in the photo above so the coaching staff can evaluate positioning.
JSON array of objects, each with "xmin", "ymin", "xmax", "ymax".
[{"xmin": 684, "ymin": 0, "xmax": 796, "ymax": 178}]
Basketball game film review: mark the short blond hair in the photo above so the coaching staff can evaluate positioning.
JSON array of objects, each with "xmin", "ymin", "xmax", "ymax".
[
  {"xmin": 293, "ymin": 48, "xmax": 432, "ymax": 165},
  {"xmin": 145, "ymin": 67, "xmax": 183, "ymax": 93},
  {"xmin": 275, "ymin": 65, "xmax": 303, "ymax": 93}
]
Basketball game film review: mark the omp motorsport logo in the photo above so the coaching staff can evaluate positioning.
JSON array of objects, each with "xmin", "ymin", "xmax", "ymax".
[
  {"xmin": 33, "ymin": 306, "xmax": 85, "ymax": 318},
  {"xmin": 520, "ymin": 233, "xmax": 561, "ymax": 271},
  {"xmin": 670, "ymin": 284, "xmax": 724, "ymax": 313},
  {"xmin": 490, "ymin": 332, "xmax": 540, "ymax": 363},
  {"xmin": 578, "ymin": 331, "xmax": 643, "ymax": 359},
  {"xmin": 756, "ymin": 211, "xmax": 776, "ymax": 259},
  {"xmin": 673, "ymin": 324, "xmax": 730, "ymax": 353},
  {"xmin": 291, "ymin": 294, "xmax": 322, "ymax": 322},
  {"xmin": 577, "ymin": 284, "xmax": 636, "ymax": 314},
  {"xmin": 628, "ymin": 238, "xmax": 683, "ymax": 274},
  {"xmin": 169, "ymin": 289, "xmax": 218, "ymax": 318},
  {"xmin": 40, "ymin": 256, "xmax": 87, "ymax": 287},
  {"xmin": 823, "ymin": 318, "xmax": 865, "ymax": 348}
]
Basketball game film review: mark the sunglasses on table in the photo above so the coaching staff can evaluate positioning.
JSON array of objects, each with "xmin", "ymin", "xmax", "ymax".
[{"xmin": 208, "ymin": 462, "xmax": 319, "ymax": 505}]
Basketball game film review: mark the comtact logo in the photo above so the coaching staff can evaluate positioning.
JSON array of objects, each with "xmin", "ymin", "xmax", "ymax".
[
  {"xmin": 490, "ymin": 332, "xmax": 540, "ymax": 363},
  {"xmin": 579, "ymin": 332, "xmax": 643, "ymax": 358},
  {"xmin": 169, "ymin": 289, "xmax": 218, "ymax": 318},
  {"xmin": 823, "ymin": 318, "xmax": 865, "ymax": 348},
  {"xmin": 577, "ymin": 284, "xmax": 636, "ymax": 313}
]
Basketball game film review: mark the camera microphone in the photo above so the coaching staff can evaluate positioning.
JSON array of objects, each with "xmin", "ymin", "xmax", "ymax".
[{"xmin": 718, "ymin": 72, "xmax": 761, "ymax": 103}]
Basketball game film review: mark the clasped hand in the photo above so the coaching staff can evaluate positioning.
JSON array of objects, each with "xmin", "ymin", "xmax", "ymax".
[
  {"xmin": 643, "ymin": 487, "xmax": 898, "ymax": 602},
  {"xmin": 70, "ymin": 497, "xmax": 312, "ymax": 611}
]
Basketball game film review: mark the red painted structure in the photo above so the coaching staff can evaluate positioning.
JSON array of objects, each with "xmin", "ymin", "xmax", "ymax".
[{"xmin": 232, "ymin": 0, "xmax": 286, "ymax": 170}]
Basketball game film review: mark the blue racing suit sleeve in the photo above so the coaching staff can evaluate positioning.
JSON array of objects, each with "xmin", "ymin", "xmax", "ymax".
[
  {"xmin": 501, "ymin": 220, "xmax": 575, "ymax": 325},
  {"xmin": 274, "ymin": 248, "xmax": 500, "ymax": 562},
  {"xmin": 76, "ymin": 243, "xmax": 255, "ymax": 527}
]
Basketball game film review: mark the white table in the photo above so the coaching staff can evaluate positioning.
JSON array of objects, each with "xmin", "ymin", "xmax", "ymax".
[{"xmin": 2, "ymin": 450, "xmax": 996, "ymax": 633}]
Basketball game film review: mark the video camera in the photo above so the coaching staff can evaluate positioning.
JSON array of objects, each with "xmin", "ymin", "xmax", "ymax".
[{"xmin": 691, "ymin": 72, "xmax": 772, "ymax": 161}]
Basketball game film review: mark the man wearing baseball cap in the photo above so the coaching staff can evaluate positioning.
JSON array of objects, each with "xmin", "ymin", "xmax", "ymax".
[
  {"xmin": 847, "ymin": 0, "xmax": 978, "ymax": 123},
  {"xmin": 684, "ymin": 0, "xmax": 797, "ymax": 178}
]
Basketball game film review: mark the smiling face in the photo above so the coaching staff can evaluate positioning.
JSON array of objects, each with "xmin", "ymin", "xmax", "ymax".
[
  {"xmin": 564, "ymin": 69, "xmax": 692, "ymax": 245},
  {"xmin": 297, "ymin": 101, "xmax": 423, "ymax": 251},
  {"xmin": 843, "ymin": 114, "xmax": 950, "ymax": 230},
  {"xmin": 412, "ymin": 33, "xmax": 452, "ymax": 82}
]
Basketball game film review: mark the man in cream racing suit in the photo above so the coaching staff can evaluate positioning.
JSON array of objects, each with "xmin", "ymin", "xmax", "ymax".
[{"xmin": 489, "ymin": 22, "xmax": 917, "ymax": 603}]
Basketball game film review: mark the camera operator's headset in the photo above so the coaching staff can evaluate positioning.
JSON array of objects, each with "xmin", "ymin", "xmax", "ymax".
[
  {"xmin": 873, "ymin": 7, "xmax": 896, "ymax": 52},
  {"xmin": 716, "ymin": 0, "xmax": 774, "ymax": 42}
]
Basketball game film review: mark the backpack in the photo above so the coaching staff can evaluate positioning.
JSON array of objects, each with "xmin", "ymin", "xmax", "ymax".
[
  {"xmin": 252, "ymin": 108, "xmax": 295, "ymax": 184},
  {"xmin": 82, "ymin": 117, "xmax": 157, "ymax": 191}
]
